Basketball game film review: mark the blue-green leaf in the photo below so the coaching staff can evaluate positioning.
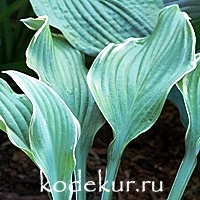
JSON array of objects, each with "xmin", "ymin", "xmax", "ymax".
[
  {"xmin": 164, "ymin": 0, "xmax": 200, "ymax": 123},
  {"xmin": 168, "ymin": 54, "xmax": 200, "ymax": 200},
  {"xmin": 87, "ymin": 5, "xmax": 196, "ymax": 199},
  {"xmin": 29, "ymin": 0, "xmax": 164, "ymax": 56},
  {"xmin": 164, "ymin": 0, "xmax": 200, "ymax": 51},
  {"xmin": 21, "ymin": 16, "xmax": 105, "ymax": 200},
  {"xmin": 22, "ymin": 16, "xmax": 105, "ymax": 138},
  {"xmin": 3, "ymin": 71, "xmax": 80, "ymax": 200},
  {"xmin": 0, "ymin": 79, "xmax": 33, "ymax": 159},
  {"xmin": 88, "ymin": 5, "xmax": 195, "ymax": 146}
]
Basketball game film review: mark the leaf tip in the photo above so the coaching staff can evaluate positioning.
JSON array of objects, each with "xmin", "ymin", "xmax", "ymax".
[{"xmin": 20, "ymin": 16, "xmax": 49, "ymax": 31}]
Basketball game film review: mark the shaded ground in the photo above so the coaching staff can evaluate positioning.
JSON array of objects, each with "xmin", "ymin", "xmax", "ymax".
[{"xmin": 0, "ymin": 101, "xmax": 200, "ymax": 200}]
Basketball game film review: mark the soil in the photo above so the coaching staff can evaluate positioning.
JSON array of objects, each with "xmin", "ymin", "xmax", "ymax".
[{"xmin": 0, "ymin": 101, "xmax": 200, "ymax": 200}]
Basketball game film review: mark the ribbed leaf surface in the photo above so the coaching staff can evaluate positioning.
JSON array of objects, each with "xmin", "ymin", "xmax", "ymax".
[
  {"xmin": 4, "ymin": 71, "xmax": 80, "ymax": 200},
  {"xmin": 164, "ymin": 0, "xmax": 200, "ymax": 123},
  {"xmin": 87, "ymin": 5, "xmax": 196, "ymax": 149},
  {"xmin": 29, "ymin": 0, "xmax": 163, "ymax": 56},
  {"xmin": 21, "ymin": 17, "xmax": 105, "ymax": 198},
  {"xmin": 22, "ymin": 16, "xmax": 105, "ymax": 138},
  {"xmin": 0, "ymin": 79, "xmax": 33, "ymax": 158},
  {"xmin": 88, "ymin": 6, "xmax": 196, "ymax": 199}
]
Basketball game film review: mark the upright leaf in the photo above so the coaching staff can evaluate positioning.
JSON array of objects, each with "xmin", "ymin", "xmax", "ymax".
[
  {"xmin": 2, "ymin": 71, "xmax": 80, "ymax": 200},
  {"xmin": 164, "ymin": 0, "xmax": 200, "ymax": 51},
  {"xmin": 87, "ymin": 5, "xmax": 196, "ymax": 199},
  {"xmin": 21, "ymin": 16, "xmax": 105, "ymax": 200},
  {"xmin": 29, "ymin": 0, "xmax": 164, "ymax": 56},
  {"xmin": 164, "ymin": 0, "xmax": 200, "ymax": 124},
  {"xmin": 168, "ymin": 54, "xmax": 200, "ymax": 200}
]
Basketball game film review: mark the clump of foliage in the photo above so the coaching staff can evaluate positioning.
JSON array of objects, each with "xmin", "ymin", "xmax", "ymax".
[{"xmin": 0, "ymin": 1, "xmax": 200, "ymax": 200}]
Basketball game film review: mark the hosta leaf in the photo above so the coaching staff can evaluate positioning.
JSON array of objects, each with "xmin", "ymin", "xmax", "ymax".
[
  {"xmin": 4, "ymin": 71, "xmax": 80, "ymax": 200},
  {"xmin": 87, "ymin": 5, "xmax": 196, "ymax": 199},
  {"xmin": 21, "ymin": 16, "xmax": 105, "ymax": 199},
  {"xmin": 0, "ymin": 79, "xmax": 33, "ymax": 159},
  {"xmin": 88, "ymin": 5, "xmax": 195, "ymax": 146},
  {"xmin": 29, "ymin": 0, "xmax": 163, "ymax": 56},
  {"xmin": 168, "ymin": 54, "xmax": 200, "ymax": 200},
  {"xmin": 164, "ymin": 0, "xmax": 200, "ymax": 51},
  {"xmin": 22, "ymin": 16, "xmax": 104, "ymax": 138},
  {"xmin": 164, "ymin": 0, "xmax": 200, "ymax": 121}
]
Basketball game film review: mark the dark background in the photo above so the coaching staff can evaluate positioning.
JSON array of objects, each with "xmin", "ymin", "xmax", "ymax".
[{"xmin": 0, "ymin": 1, "xmax": 200, "ymax": 199}]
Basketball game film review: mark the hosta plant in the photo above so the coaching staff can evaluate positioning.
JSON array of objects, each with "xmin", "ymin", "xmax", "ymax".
[{"xmin": 0, "ymin": 1, "xmax": 200, "ymax": 200}]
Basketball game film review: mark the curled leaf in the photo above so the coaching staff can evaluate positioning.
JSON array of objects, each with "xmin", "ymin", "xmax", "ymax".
[{"xmin": 2, "ymin": 71, "xmax": 80, "ymax": 200}]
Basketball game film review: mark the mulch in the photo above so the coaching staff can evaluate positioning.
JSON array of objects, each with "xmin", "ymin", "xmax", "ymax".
[{"xmin": 0, "ymin": 101, "xmax": 200, "ymax": 200}]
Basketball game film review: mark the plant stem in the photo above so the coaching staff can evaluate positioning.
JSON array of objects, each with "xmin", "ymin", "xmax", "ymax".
[
  {"xmin": 101, "ymin": 140, "xmax": 123, "ymax": 200},
  {"xmin": 74, "ymin": 145, "xmax": 88, "ymax": 200},
  {"xmin": 167, "ymin": 153, "xmax": 197, "ymax": 200}
]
